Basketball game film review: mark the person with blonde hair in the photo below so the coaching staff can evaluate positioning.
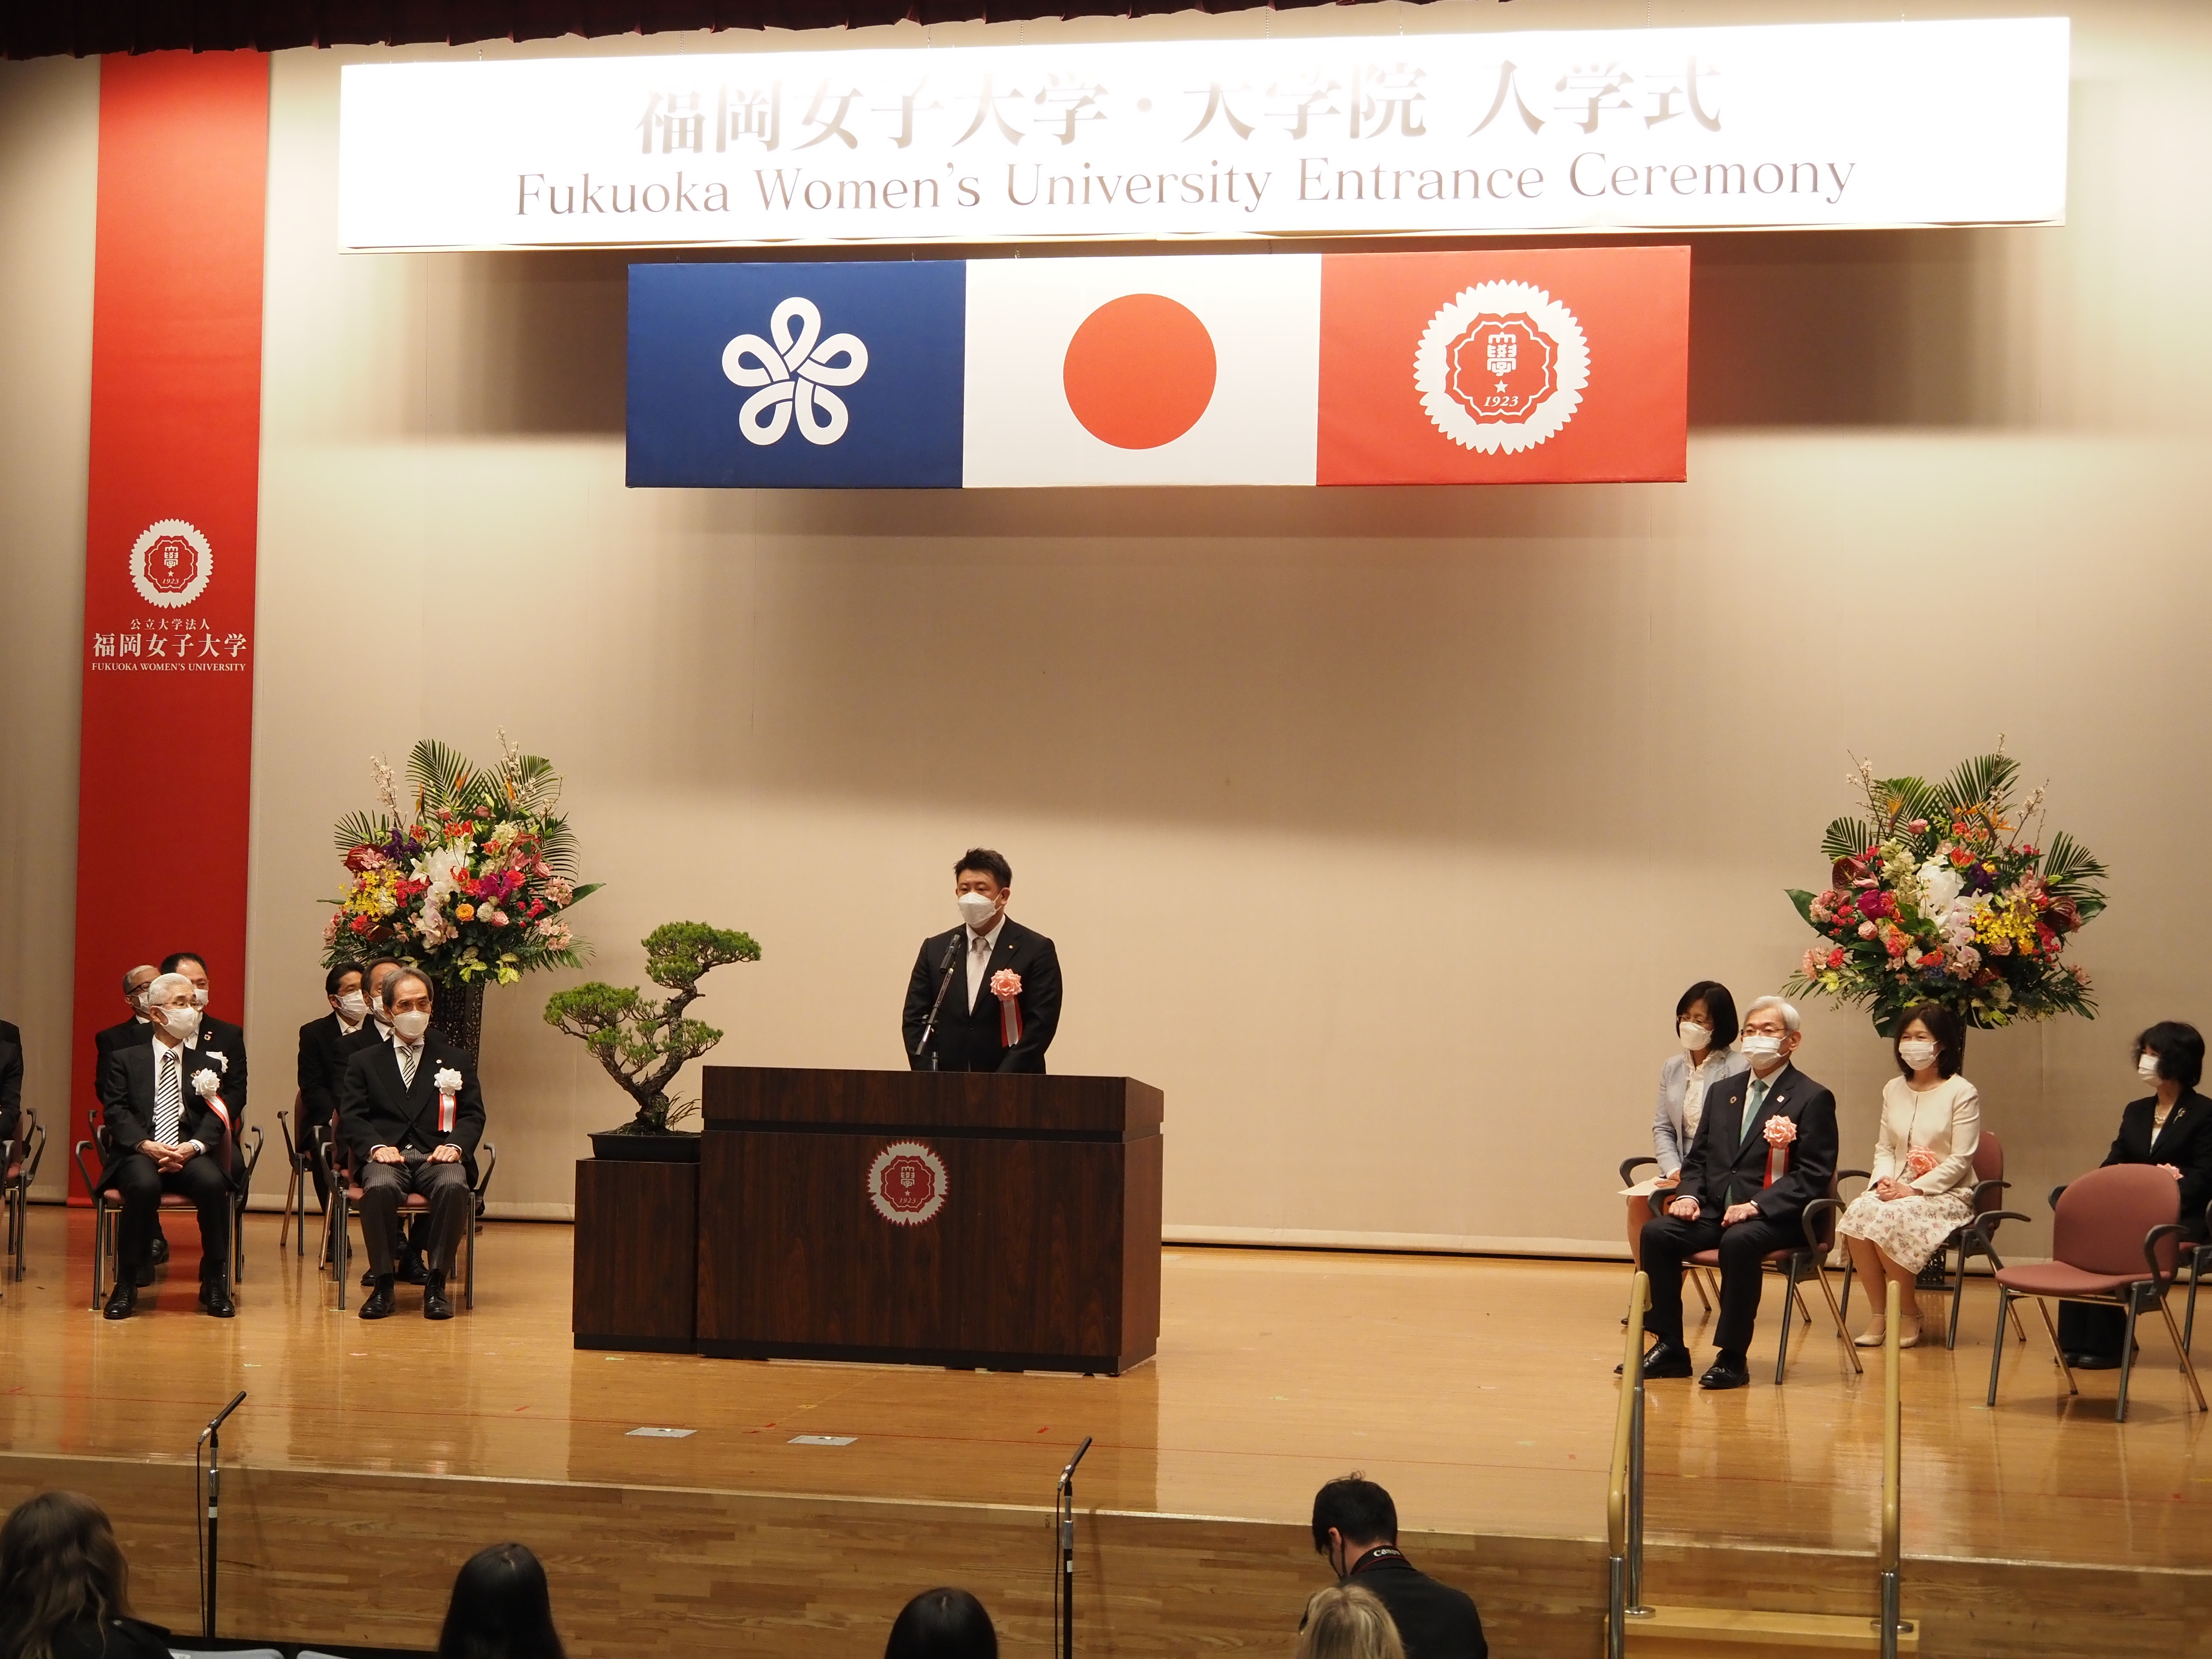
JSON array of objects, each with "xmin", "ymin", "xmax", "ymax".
[{"xmin": 1296, "ymin": 1585, "xmax": 1404, "ymax": 1659}]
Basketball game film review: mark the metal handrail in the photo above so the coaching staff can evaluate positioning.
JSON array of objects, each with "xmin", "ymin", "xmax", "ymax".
[
  {"xmin": 1607, "ymin": 1271, "xmax": 1650, "ymax": 1659},
  {"xmin": 1880, "ymin": 1279, "xmax": 1903, "ymax": 1658}
]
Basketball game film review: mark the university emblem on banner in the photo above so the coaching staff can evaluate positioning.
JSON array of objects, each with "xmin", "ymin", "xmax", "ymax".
[
  {"xmin": 1414, "ymin": 283, "xmax": 1589, "ymax": 454},
  {"xmin": 722, "ymin": 296, "xmax": 870, "ymax": 447},
  {"xmin": 129, "ymin": 519, "xmax": 214, "ymax": 608},
  {"xmin": 867, "ymin": 1140, "xmax": 949, "ymax": 1225}
]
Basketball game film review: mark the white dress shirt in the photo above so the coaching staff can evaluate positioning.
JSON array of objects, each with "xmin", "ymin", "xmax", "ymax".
[
  {"xmin": 149, "ymin": 1034, "xmax": 206, "ymax": 1155},
  {"xmin": 964, "ymin": 915, "xmax": 1007, "ymax": 1012}
]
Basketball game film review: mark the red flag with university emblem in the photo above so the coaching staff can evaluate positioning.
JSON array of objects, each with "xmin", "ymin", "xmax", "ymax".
[{"xmin": 1315, "ymin": 246, "xmax": 1689, "ymax": 486}]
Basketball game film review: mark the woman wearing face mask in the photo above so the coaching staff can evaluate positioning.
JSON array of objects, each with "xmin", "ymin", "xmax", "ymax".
[
  {"xmin": 1622, "ymin": 982, "xmax": 1746, "ymax": 1267},
  {"xmin": 1835, "ymin": 1003, "xmax": 1980, "ymax": 1349},
  {"xmin": 2056, "ymin": 1022, "xmax": 2212, "ymax": 1368}
]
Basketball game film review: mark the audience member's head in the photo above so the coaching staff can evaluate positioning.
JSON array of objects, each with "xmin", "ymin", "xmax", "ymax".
[
  {"xmin": 2135, "ymin": 1021, "xmax": 2205, "ymax": 1091},
  {"xmin": 118, "ymin": 966, "xmax": 156, "ymax": 1018},
  {"xmin": 159, "ymin": 953, "xmax": 211, "ymax": 1010},
  {"xmin": 361, "ymin": 957, "xmax": 405, "ymax": 1022},
  {"xmin": 1294, "ymin": 1584, "xmax": 1403, "ymax": 1659},
  {"xmin": 326, "ymin": 961, "xmax": 366, "ymax": 1019},
  {"xmin": 0, "ymin": 1491, "xmax": 133, "ymax": 1659},
  {"xmin": 1310, "ymin": 1475, "xmax": 1398, "ymax": 1578},
  {"xmin": 143, "ymin": 974, "xmax": 199, "ymax": 1046},
  {"xmin": 1674, "ymin": 980, "xmax": 1739, "ymax": 1054},
  {"xmin": 437, "ymin": 1544, "xmax": 563, "ymax": 1659},
  {"xmin": 884, "ymin": 1587, "xmax": 996, "ymax": 1659}
]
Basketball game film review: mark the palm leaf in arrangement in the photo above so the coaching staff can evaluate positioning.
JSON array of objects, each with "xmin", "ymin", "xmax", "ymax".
[
  {"xmin": 407, "ymin": 739, "xmax": 476, "ymax": 817},
  {"xmin": 1938, "ymin": 752, "xmax": 2019, "ymax": 817},
  {"xmin": 331, "ymin": 810, "xmax": 390, "ymax": 856},
  {"xmin": 1821, "ymin": 816, "xmax": 1878, "ymax": 862},
  {"xmin": 1873, "ymin": 775, "xmax": 1941, "ymax": 832},
  {"xmin": 2040, "ymin": 830, "xmax": 2110, "ymax": 901}
]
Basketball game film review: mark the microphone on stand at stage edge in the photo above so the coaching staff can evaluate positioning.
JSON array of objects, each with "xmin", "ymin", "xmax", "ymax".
[
  {"xmin": 1056, "ymin": 1436, "xmax": 1093, "ymax": 1659},
  {"xmin": 914, "ymin": 932, "xmax": 963, "ymax": 1071},
  {"xmin": 197, "ymin": 1390, "xmax": 246, "ymax": 1639}
]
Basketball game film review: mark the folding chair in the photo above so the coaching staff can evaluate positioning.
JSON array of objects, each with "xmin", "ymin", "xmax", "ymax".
[
  {"xmin": 276, "ymin": 1093, "xmax": 326, "ymax": 1256},
  {"xmin": 1984, "ymin": 1163, "xmax": 2208, "ymax": 1423},
  {"xmin": 71, "ymin": 1123, "xmax": 263, "ymax": 1308},
  {"xmin": 1837, "ymin": 1138, "xmax": 2023, "ymax": 1350},
  {"xmin": 4, "ymin": 1108, "xmax": 45, "ymax": 1287},
  {"xmin": 317, "ymin": 1128, "xmax": 498, "ymax": 1313},
  {"xmin": 2181, "ymin": 1198, "xmax": 2212, "ymax": 1354},
  {"xmin": 1620, "ymin": 1155, "xmax": 1715, "ymax": 1316}
]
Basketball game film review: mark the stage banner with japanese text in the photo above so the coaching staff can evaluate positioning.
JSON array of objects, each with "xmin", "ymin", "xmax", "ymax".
[
  {"xmin": 68, "ymin": 51, "xmax": 268, "ymax": 1193},
  {"xmin": 628, "ymin": 245, "xmax": 1688, "ymax": 488}
]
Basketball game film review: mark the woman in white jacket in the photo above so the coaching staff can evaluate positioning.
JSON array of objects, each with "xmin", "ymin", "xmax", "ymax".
[{"xmin": 1837, "ymin": 1001, "xmax": 1982, "ymax": 1349}]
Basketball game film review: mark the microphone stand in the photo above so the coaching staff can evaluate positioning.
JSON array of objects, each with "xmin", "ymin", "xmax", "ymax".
[
  {"xmin": 1055, "ymin": 1436, "xmax": 1093, "ymax": 1659},
  {"xmin": 913, "ymin": 935, "xmax": 963, "ymax": 1072},
  {"xmin": 198, "ymin": 1390, "xmax": 246, "ymax": 1638}
]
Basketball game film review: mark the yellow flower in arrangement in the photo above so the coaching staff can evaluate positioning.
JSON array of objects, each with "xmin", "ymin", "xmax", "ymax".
[
  {"xmin": 1972, "ymin": 894, "xmax": 2043, "ymax": 958},
  {"xmin": 455, "ymin": 902, "xmax": 476, "ymax": 922}
]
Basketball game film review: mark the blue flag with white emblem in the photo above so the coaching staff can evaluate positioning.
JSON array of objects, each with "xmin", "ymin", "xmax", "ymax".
[{"xmin": 627, "ymin": 261, "xmax": 966, "ymax": 489}]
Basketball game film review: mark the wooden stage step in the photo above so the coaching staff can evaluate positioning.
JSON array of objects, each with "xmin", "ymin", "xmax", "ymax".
[{"xmin": 1626, "ymin": 1605, "xmax": 1919, "ymax": 1653}]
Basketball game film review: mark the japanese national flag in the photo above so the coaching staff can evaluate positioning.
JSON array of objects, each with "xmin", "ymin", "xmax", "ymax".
[{"xmin": 961, "ymin": 255, "xmax": 1321, "ymax": 487}]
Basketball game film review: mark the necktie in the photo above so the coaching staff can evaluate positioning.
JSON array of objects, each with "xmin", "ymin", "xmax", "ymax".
[
  {"xmin": 1742, "ymin": 1076, "xmax": 1770, "ymax": 1148},
  {"xmin": 399, "ymin": 1043, "xmax": 421, "ymax": 1089},
  {"xmin": 155, "ymin": 1049, "xmax": 182, "ymax": 1143}
]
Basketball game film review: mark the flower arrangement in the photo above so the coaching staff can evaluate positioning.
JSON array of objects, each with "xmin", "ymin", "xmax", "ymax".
[
  {"xmin": 322, "ymin": 734, "xmax": 599, "ymax": 989},
  {"xmin": 1786, "ymin": 747, "xmax": 2107, "ymax": 1034},
  {"xmin": 544, "ymin": 922, "xmax": 761, "ymax": 1134}
]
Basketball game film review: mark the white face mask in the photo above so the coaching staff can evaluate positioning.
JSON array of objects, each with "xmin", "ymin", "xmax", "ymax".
[
  {"xmin": 1743, "ymin": 1032, "xmax": 1787, "ymax": 1068},
  {"xmin": 191, "ymin": 986, "xmax": 210, "ymax": 1009},
  {"xmin": 1898, "ymin": 1039, "xmax": 1938, "ymax": 1071},
  {"xmin": 157, "ymin": 1004, "xmax": 201, "ymax": 1042},
  {"xmin": 2139, "ymin": 1052, "xmax": 2163, "ymax": 1084},
  {"xmin": 1679, "ymin": 1021, "xmax": 1713, "ymax": 1051},
  {"xmin": 391, "ymin": 1009, "xmax": 432, "ymax": 1042},
  {"xmin": 956, "ymin": 891, "xmax": 1001, "ymax": 931},
  {"xmin": 335, "ymin": 991, "xmax": 369, "ymax": 1023}
]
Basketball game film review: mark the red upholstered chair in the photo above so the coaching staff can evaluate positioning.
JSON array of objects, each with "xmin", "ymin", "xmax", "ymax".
[
  {"xmin": 71, "ymin": 1120, "xmax": 263, "ymax": 1308},
  {"xmin": 4, "ymin": 1108, "xmax": 45, "ymax": 1289},
  {"xmin": 1983, "ymin": 1163, "xmax": 2209, "ymax": 1422},
  {"xmin": 276, "ymin": 1092, "xmax": 324, "ymax": 1256},
  {"xmin": 1682, "ymin": 1164, "xmax": 1860, "ymax": 1385},
  {"xmin": 1839, "ymin": 1134, "xmax": 2022, "ymax": 1350}
]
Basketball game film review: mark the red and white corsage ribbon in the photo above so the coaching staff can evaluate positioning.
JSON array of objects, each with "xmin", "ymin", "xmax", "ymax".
[
  {"xmin": 190, "ymin": 1068, "xmax": 233, "ymax": 1145},
  {"xmin": 990, "ymin": 969, "xmax": 1024, "ymax": 1048},
  {"xmin": 1762, "ymin": 1114, "xmax": 1798, "ymax": 1186},
  {"xmin": 434, "ymin": 1066, "xmax": 464, "ymax": 1135}
]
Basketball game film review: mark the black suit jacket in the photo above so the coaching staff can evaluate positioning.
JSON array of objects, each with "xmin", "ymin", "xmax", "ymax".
[
  {"xmin": 2102, "ymin": 1090, "xmax": 2212, "ymax": 1240},
  {"xmin": 901, "ymin": 919, "xmax": 1062, "ymax": 1073},
  {"xmin": 0, "ymin": 1019, "xmax": 21, "ymax": 1148},
  {"xmin": 1674, "ymin": 1062, "xmax": 1839, "ymax": 1223},
  {"xmin": 298, "ymin": 1012, "xmax": 361, "ymax": 1145},
  {"xmin": 94, "ymin": 1016, "xmax": 153, "ymax": 1054},
  {"xmin": 194, "ymin": 1013, "xmax": 248, "ymax": 1121},
  {"xmin": 337, "ymin": 1030, "xmax": 485, "ymax": 1168},
  {"xmin": 94, "ymin": 1038, "xmax": 240, "ymax": 1183},
  {"xmin": 1344, "ymin": 1551, "xmax": 1487, "ymax": 1659}
]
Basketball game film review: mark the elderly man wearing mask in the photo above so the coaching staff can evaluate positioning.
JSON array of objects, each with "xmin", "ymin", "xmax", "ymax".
[
  {"xmin": 337, "ymin": 968, "xmax": 484, "ymax": 1321},
  {"xmin": 93, "ymin": 972, "xmax": 241, "ymax": 1319}
]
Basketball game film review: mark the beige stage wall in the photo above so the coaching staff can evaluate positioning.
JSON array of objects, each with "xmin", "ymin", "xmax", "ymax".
[{"xmin": 4, "ymin": 1, "xmax": 2211, "ymax": 1261}]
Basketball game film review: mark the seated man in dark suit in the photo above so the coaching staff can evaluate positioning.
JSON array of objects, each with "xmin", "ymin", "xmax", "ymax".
[
  {"xmin": 1308, "ymin": 1476, "xmax": 1486, "ymax": 1659},
  {"xmin": 901, "ymin": 848, "xmax": 1063, "ymax": 1073},
  {"xmin": 94, "ymin": 972, "xmax": 241, "ymax": 1319},
  {"xmin": 93, "ymin": 965, "xmax": 158, "ymax": 1054},
  {"xmin": 333, "ymin": 956, "xmax": 426, "ymax": 1284},
  {"xmin": 296, "ymin": 961, "xmax": 369, "ymax": 1212},
  {"xmin": 1634, "ymin": 994, "xmax": 1840, "ymax": 1391},
  {"xmin": 337, "ymin": 967, "xmax": 484, "ymax": 1321},
  {"xmin": 160, "ymin": 951, "xmax": 247, "ymax": 1124}
]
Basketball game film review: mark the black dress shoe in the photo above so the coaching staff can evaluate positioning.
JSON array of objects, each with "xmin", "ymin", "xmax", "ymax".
[
  {"xmin": 1699, "ymin": 1357, "xmax": 1752, "ymax": 1390},
  {"xmin": 199, "ymin": 1280, "xmax": 236, "ymax": 1318},
  {"xmin": 422, "ymin": 1273, "xmax": 454, "ymax": 1321},
  {"xmin": 1617, "ymin": 1340, "xmax": 1694, "ymax": 1379},
  {"xmin": 103, "ymin": 1281, "xmax": 137, "ymax": 1320},
  {"xmin": 361, "ymin": 1267, "xmax": 379, "ymax": 1287},
  {"xmin": 149, "ymin": 1234, "xmax": 169, "ymax": 1265},
  {"xmin": 2071, "ymin": 1351, "xmax": 2123, "ymax": 1371},
  {"xmin": 133, "ymin": 1260, "xmax": 157, "ymax": 1286},
  {"xmin": 358, "ymin": 1278, "xmax": 396, "ymax": 1320},
  {"xmin": 399, "ymin": 1251, "xmax": 431, "ymax": 1287}
]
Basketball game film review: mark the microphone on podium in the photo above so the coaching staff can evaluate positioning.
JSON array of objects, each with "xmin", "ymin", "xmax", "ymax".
[{"xmin": 914, "ymin": 932, "xmax": 963, "ymax": 1071}]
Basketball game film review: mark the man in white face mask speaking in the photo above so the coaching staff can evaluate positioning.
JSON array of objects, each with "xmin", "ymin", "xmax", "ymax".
[
  {"xmin": 1630, "ymin": 994, "xmax": 1839, "ymax": 1391},
  {"xmin": 902, "ymin": 849, "xmax": 1063, "ymax": 1073}
]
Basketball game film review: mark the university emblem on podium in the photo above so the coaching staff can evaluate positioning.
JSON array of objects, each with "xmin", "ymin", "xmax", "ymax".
[
  {"xmin": 1414, "ymin": 282, "xmax": 1589, "ymax": 454},
  {"xmin": 129, "ymin": 518, "xmax": 214, "ymax": 608},
  {"xmin": 868, "ymin": 1140, "xmax": 948, "ymax": 1225}
]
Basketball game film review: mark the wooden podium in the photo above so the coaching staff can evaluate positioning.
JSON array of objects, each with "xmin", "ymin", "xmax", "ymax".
[{"xmin": 694, "ymin": 1066, "xmax": 1162, "ymax": 1374}]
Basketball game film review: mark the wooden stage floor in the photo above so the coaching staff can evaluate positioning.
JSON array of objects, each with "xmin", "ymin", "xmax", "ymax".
[{"xmin": 4, "ymin": 1210, "xmax": 2210, "ymax": 1656}]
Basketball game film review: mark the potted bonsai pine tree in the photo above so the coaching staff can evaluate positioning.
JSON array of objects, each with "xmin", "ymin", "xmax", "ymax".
[{"xmin": 544, "ymin": 921, "xmax": 760, "ymax": 1161}]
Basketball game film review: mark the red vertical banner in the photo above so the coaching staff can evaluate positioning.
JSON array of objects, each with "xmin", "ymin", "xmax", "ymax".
[{"xmin": 68, "ymin": 52, "xmax": 269, "ymax": 1194}]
